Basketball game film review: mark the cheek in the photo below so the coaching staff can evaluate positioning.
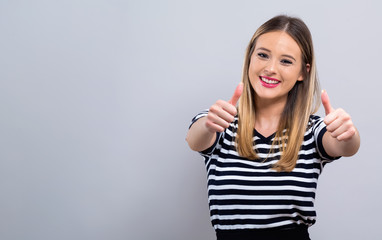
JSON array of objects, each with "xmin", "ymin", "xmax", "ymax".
[
  {"xmin": 248, "ymin": 64, "xmax": 261, "ymax": 91},
  {"xmin": 248, "ymin": 60, "xmax": 262, "ymax": 78},
  {"xmin": 282, "ymin": 66, "xmax": 302, "ymax": 79},
  {"xmin": 248, "ymin": 68, "xmax": 259, "ymax": 87}
]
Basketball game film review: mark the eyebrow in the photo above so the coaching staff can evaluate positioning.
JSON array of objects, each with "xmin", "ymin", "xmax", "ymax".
[{"xmin": 256, "ymin": 47, "xmax": 297, "ymax": 62}]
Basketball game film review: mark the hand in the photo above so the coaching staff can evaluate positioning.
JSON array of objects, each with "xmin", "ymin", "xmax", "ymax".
[
  {"xmin": 205, "ymin": 83, "xmax": 243, "ymax": 133},
  {"xmin": 321, "ymin": 90, "xmax": 356, "ymax": 141}
]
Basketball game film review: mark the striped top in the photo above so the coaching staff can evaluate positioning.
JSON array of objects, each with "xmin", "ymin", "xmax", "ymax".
[{"xmin": 190, "ymin": 110, "xmax": 340, "ymax": 231}]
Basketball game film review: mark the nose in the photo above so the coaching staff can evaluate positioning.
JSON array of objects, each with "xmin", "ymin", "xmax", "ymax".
[{"xmin": 264, "ymin": 59, "xmax": 277, "ymax": 76}]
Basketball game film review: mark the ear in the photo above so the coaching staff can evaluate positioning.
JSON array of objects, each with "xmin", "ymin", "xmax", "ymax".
[
  {"xmin": 297, "ymin": 63, "xmax": 310, "ymax": 81},
  {"xmin": 306, "ymin": 63, "xmax": 311, "ymax": 73}
]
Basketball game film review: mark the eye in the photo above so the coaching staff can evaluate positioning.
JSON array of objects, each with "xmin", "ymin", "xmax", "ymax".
[
  {"xmin": 281, "ymin": 59, "xmax": 293, "ymax": 65},
  {"xmin": 257, "ymin": 52, "xmax": 269, "ymax": 59}
]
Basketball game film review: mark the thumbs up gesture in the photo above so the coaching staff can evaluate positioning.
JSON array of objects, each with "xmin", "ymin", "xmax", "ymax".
[
  {"xmin": 205, "ymin": 83, "xmax": 243, "ymax": 133},
  {"xmin": 321, "ymin": 90, "xmax": 356, "ymax": 141}
]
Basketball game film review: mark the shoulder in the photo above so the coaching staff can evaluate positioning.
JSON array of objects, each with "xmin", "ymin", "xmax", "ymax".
[
  {"xmin": 308, "ymin": 114, "xmax": 325, "ymax": 130},
  {"xmin": 306, "ymin": 115, "xmax": 329, "ymax": 142},
  {"xmin": 309, "ymin": 114, "xmax": 323, "ymax": 123}
]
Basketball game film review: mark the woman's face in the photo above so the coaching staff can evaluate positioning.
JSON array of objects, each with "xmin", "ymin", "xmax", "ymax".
[{"xmin": 248, "ymin": 31, "xmax": 306, "ymax": 104}]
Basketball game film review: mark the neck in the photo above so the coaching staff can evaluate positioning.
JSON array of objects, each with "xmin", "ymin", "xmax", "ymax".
[{"xmin": 254, "ymin": 95, "xmax": 287, "ymax": 132}]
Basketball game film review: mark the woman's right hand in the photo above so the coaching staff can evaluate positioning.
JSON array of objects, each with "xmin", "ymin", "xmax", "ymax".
[
  {"xmin": 205, "ymin": 83, "xmax": 243, "ymax": 133},
  {"xmin": 186, "ymin": 83, "xmax": 243, "ymax": 152}
]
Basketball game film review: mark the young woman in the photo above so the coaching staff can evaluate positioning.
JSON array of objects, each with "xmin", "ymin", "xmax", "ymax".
[{"xmin": 186, "ymin": 15, "xmax": 360, "ymax": 240}]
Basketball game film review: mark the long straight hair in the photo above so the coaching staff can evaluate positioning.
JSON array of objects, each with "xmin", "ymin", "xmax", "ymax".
[{"xmin": 236, "ymin": 15, "xmax": 321, "ymax": 172}]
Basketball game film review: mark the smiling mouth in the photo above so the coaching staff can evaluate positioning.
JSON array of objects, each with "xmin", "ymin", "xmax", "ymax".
[
  {"xmin": 260, "ymin": 76, "xmax": 281, "ymax": 84},
  {"xmin": 259, "ymin": 76, "xmax": 280, "ymax": 88}
]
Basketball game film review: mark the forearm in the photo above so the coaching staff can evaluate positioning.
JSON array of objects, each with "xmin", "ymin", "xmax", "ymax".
[
  {"xmin": 186, "ymin": 117, "xmax": 217, "ymax": 152},
  {"xmin": 323, "ymin": 128, "xmax": 360, "ymax": 157}
]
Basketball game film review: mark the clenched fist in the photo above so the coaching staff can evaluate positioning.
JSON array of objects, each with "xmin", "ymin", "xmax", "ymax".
[
  {"xmin": 205, "ymin": 83, "xmax": 243, "ymax": 133},
  {"xmin": 321, "ymin": 90, "xmax": 356, "ymax": 141}
]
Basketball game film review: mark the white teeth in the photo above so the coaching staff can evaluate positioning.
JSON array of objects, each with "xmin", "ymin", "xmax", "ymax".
[{"xmin": 261, "ymin": 77, "xmax": 279, "ymax": 84}]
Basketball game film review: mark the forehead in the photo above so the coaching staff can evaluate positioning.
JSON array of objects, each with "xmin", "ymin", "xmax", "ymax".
[{"xmin": 255, "ymin": 31, "xmax": 301, "ymax": 57}]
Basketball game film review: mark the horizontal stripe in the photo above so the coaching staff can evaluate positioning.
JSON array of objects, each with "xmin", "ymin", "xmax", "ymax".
[
  {"xmin": 209, "ymin": 200, "xmax": 314, "ymax": 208},
  {"xmin": 212, "ymin": 218, "xmax": 314, "ymax": 229},
  {"xmin": 213, "ymin": 166, "xmax": 320, "ymax": 175},
  {"xmin": 208, "ymin": 184, "xmax": 315, "ymax": 192},
  {"xmin": 213, "ymin": 220, "xmax": 309, "ymax": 230},
  {"xmin": 211, "ymin": 212, "xmax": 311, "ymax": 221},
  {"xmin": 207, "ymin": 181, "xmax": 317, "ymax": 190},
  {"xmin": 210, "ymin": 208, "xmax": 316, "ymax": 217},
  {"xmin": 209, "ymin": 194, "xmax": 315, "ymax": 202},
  {"xmin": 208, "ymin": 189, "xmax": 316, "ymax": 198},
  {"xmin": 207, "ymin": 175, "xmax": 318, "ymax": 183},
  {"xmin": 209, "ymin": 204, "xmax": 315, "ymax": 211}
]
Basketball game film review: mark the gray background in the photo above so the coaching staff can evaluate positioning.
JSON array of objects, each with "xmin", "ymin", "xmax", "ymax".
[{"xmin": 1, "ymin": 0, "xmax": 381, "ymax": 239}]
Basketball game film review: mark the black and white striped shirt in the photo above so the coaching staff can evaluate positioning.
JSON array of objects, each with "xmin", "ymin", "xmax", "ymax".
[{"xmin": 190, "ymin": 110, "xmax": 340, "ymax": 231}]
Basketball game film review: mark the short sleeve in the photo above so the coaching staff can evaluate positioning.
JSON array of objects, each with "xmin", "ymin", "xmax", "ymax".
[
  {"xmin": 189, "ymin": 109, "xmax": 209, "ymax": 129},
  {"xmin": 188, "ymin": 110, "xmax": 222, "ymax": 155},
  {"xmin": 311, "ymin": 115, "xmax": 341, "ymax": 164}
]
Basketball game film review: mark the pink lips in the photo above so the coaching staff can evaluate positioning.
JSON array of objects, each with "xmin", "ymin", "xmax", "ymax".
[{"xmin": 259, "ymin": 76, "xmax": 281, "ymax": 88}]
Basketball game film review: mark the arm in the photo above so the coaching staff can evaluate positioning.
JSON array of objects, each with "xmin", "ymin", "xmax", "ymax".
[
  {"xmin": 321, "ymin": 90, "xmax": 361, "ymax": 157},
  {"xmin": 323, "ymin": 126, "xmax": 360, "ymax": 157},
  {"xmin": 186, "ymin": 117, "xmax": 217, "ymax": 152}
]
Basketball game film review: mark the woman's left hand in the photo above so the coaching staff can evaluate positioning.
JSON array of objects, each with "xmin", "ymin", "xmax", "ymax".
[{"xmin": 321, "ymin": 90, "xmax": 357, "ymax": 141}]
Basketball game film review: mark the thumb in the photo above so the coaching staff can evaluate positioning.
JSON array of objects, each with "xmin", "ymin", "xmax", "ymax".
[
  {"xmin": 321, "ymin": 89, "xmax": 334, "ymax": 115},
  {"xmin": 228, "ymin": 82, "xmax": 243, "ymax": 106}
]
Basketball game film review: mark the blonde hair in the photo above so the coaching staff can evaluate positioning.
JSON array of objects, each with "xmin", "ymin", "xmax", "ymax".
[{"xmin": 236, "ymin": 15, "xmax": 321, "ymax": 172}]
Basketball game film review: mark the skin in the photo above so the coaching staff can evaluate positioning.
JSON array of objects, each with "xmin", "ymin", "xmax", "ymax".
[{"xmin": 186, "ymin": 31, "xmax": 360, "ymax": 157}]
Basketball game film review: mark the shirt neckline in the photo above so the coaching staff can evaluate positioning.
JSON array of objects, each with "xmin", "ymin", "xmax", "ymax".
[{"xmin": 254, "ymin": 129, "xmax": 276, "ymax": 142}]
